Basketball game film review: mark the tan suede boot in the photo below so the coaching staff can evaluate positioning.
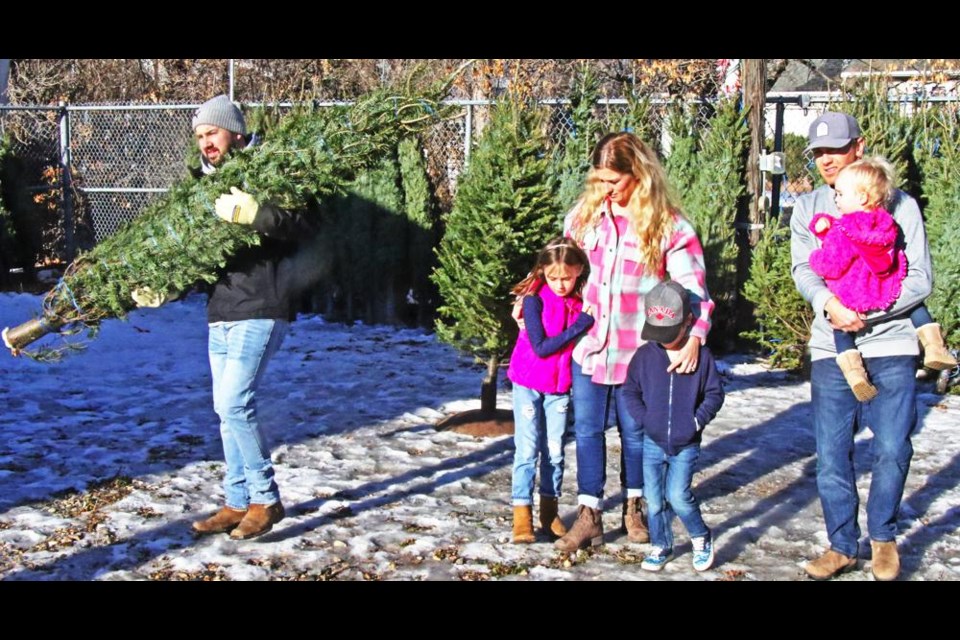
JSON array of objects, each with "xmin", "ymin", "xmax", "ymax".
[
  {"xmin": 870, "ymin": 540, "xmax": 901, "ymax": 581},
  {"xmin": 804, "ymin": 549, "xmax": 858, "ymax": 580},
  {"xmin": 512, "ymin": 505, "xmax": 536, "ymax": 543},
  {"xmin": 554, "ymin": 505, "xmax": 603, "ymax": 552},
  {"xmin": 836, "ymin": 349, "xmax": 878, "ymax": 402},
  {"xmin": 191, "ymin": 506, "xmax": 247, "ymax": 535},
  {"xmin": 229, "ymin": 502, "xmax": 285, "ymax": 540},
  {"xmin": 622, "ymin": 497, "xmax": 650, "ymax": 543},
  {"xmin": 538, "ymin": 496, "xmax": 567, "ymax": 539},
  {"xmin": 917, "ymin": 323, "xmax": 958, "ymax": 370}
]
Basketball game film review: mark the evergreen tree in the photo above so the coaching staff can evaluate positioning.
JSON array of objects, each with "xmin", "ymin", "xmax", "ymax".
[
  {"xmin": 3, "ymin": 78, "xmax": 457, "ymax": 359},
  {"xmin": 432, "ymin": 98, "xmax": 559, "ymax": 415},
  {"xmin": 554, "ymin": 63, "xmax": 602, "ymax": 215},
  {"xmin": 917, "ymin": 110, "xmax": 960, "ymax": 347},
  {"xmin": 663, "ymin": 104, "xmax": 700, "ymax": 199},
  {"xmin": 741, "ymin": 225, "xmax": 813, "ymax": 370},
  {"xmin": 677, "ymin": 97, "xmax": 748, "ymax": 346}
]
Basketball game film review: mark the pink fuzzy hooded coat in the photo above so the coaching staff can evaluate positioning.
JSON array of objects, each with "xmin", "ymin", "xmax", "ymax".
[{"xmin": 808, "ymin": 208, "xmax": 907, "ymax": 314}]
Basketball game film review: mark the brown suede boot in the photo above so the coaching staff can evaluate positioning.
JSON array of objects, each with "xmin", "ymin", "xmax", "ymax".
[
  {"xmin": 836, "ymin": 350, "xmax": 878, "ymax": 402},
  {"xmin": 622, "ymin": 497, "xmax": 650, "ymax": 543},
  {"xmin": 538, "ymin": 496, "xmax": 567, "ymax": 539},
  {"xmin": 804, "ymin": 549, "xmax": 857, "ymax": 580},
  {"xmin": 512, "ymin": 505, "xmax": 536, "ymax": 544},
  {"xmin": 191, "ymin": 506, "xmax": 247, "ymax": 535},
  {"xmin": 554, "ymin": 505, "xmax": 603, "ymax": 552},
  {"xmin": 229, "ymin": 502, "xmax": 285, "ymax": 540},
  {"xmin": 918, "ymin": 323, "xmax": 958, "ymax": 370},
  {"xmin": 870, "ymin": 540, "xmax": 901, "ymax": 581}
]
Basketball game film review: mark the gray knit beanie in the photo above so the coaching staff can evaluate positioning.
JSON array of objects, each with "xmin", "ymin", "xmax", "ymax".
[{"xmin": 192, "ymin": 95, "xmax": 246, "ymax": 135}]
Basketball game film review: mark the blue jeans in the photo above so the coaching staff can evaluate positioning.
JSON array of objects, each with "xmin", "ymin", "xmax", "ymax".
[
  {"xmin": 643, "ymin": 436, "xmax": 709, "ymax": 550},
  {"xmin": 571, "ymin": 360, "xmax": 644, "ymax": 509},
  {"xmin": 208, "ymin": 319, "xmax": 289, "ymax": 509},
  {"xmin": 511, "ymin": 383, "xmax": 568, "ymax": 505},
  {"xmin": 811, "ymin": 355, "xmax": 916, "ymax": 557}
]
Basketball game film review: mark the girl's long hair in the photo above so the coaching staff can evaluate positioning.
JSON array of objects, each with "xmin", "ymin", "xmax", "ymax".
[
  {"xmin": 512, "ymin": 237, "xmax": 590, "ymax": 297},
  {"xmin": 567, "ymin": 132, "xmax": 680, "ymax": 275}
]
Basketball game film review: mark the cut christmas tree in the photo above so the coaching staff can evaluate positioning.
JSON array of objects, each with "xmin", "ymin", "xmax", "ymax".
[{"xmin": 3, "ymin": 70, "xmax": 464, "ymax": 360}]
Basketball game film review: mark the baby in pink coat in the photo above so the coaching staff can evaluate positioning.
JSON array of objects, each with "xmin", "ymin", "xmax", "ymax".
[{"xmin": 809, "ymin": 156, "xmax": 955, "ymax": 401}]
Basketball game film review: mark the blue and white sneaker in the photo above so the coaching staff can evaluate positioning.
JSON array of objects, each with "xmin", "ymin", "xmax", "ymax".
[
  {"xmin": 641, "ymin": 546, "xmax": 673, "ymax": 572},
  {"xmin": 691, "ymin": 532, "xmax": 715, "ymax": 572}
]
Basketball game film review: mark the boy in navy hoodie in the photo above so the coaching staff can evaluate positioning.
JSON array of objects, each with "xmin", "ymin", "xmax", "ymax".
[{"xmin": 622, "ymin": 281, "xmax": 725, "ymax": 572}]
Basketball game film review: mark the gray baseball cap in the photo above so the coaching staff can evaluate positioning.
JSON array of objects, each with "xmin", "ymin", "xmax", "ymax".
[
  {"xmin": 805, "ymin": 112, "xmax": 862, "ymax": 152},
  {"xmin": 641, "ymin": 281, "xmax": 692, "ymax": 344}
]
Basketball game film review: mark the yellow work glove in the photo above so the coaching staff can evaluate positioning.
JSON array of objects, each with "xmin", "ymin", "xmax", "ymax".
[
  {"xmin": 214, "ymin": 187, "xmax": 259, "ymax": 225},
  {"xmin": 132, "ymin": 286, "xmax": 169, "ymax": 308}
]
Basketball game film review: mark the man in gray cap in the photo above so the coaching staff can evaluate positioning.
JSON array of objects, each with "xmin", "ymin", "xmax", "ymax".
[
  {"xmin": 136, "ymin": 95, "xmax": 317, "ymax": 540},
  {"xmin": 790, "ymin": 111, "xmax": 933, "ymax": 580}
]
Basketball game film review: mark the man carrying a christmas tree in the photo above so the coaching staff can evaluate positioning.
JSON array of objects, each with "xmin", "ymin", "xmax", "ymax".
[{"xmin": 135, "ymin": 95, "xmax": 317, "ymax": 540}]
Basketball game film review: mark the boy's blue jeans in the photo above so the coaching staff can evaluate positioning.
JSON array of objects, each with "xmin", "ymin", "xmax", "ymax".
[
  {"xmin": 642, "ymin": 436, "xmax": 709, "ymax": 551},
  {"xmin": 208, "ymin": 319, "xmax": 288, "ymax": 509},
  {"xmin": 511, "ymin": 383, "xmax": 567, "ymax": 505}
]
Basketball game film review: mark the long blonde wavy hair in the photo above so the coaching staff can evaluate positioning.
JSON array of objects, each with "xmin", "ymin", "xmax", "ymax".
[{"xmin": 568, "ymin": 132, "xmax": 680, "ymax": 275}]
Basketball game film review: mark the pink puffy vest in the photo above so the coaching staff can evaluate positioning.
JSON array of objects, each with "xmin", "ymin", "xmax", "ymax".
[{"xmin": 507, "ymin": 286, "xmax": 583, "ymax": 394}]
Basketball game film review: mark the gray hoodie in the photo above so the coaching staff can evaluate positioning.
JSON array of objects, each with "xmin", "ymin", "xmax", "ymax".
[{"xmin": 790, "ymin": 184, "xmax": 932, "ymax": 361}]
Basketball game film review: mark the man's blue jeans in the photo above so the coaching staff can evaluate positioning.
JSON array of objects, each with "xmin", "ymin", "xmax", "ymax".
[
  {"xmin": 208, "ymin": 319, "xmax": 289, "ymax": 509},
  {"xmin": 811, "ymin": 355, "xmax": 916, "ymax": 558},
  {"xmin": 642, "ymin": 436, "xmax": 709, "ymax": 551},
  {"xmin": 572, "ymin": 361, "xmax": 643, "ymax": 509},
  {"xmin": 511, "ymin": 383, "xmax": 568, "ymax": 505}
]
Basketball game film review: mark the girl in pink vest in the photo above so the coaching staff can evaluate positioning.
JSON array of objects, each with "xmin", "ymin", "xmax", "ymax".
[{"xmin": 507, "ymin": 237, "xmax": 594, "ymax": 543}]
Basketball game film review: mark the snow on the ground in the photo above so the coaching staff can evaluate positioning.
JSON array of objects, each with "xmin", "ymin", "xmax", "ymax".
[{"xmin": 0, "ymin": 292, "xmax": 958, "ymax": 581}]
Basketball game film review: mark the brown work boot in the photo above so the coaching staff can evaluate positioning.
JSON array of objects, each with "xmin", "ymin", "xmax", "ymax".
[
  {"xmin": 918, "ymin": 323, "xmax": 958, "ymax": 370},
  {"xmin": 554, "ymin": 505, "xmax": 603, "ymax": 552},
  {"xmin": 538, "ymin": 496, "xmax": 567, "ymax": 539},
  {"xmin": 229, "ymin": 502, "xmax": 285, "ymax": 540},
  {"xmin": 836, "ymin": 350, "xmax": 878, "ymax": 402},
  {"xmin": 870, "ymin": 540, "xmax": 901, "ymax": 581},
  {"xmin": 622, "ymin": 497, "xmax": 650, "ymax": 543},
  {"xmin": 804, "ymin": 549, "xmax": 857, "ymax": 580},
  {"xmin": 512, "ymin": 505, "xmax": 535, "ymax": 544},
  {"xmin": 191, "ymin": 506, "xmax": 247, "ymax": 535}
]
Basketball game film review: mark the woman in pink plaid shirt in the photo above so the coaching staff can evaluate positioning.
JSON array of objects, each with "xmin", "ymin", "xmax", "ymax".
[{"xmin": 554, "ymin": 132, "xmax": 714, "ymax": 552}]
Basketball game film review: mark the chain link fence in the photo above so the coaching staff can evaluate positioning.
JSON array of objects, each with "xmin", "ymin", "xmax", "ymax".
[{"xmin": 2, "ymin": 94, "xmax": 957, "ymax": 270}]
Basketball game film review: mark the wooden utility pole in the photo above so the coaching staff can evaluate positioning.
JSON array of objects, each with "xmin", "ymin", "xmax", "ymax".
[{"xmin": 741, "ymin": 59, "xmax": 767, "ymax": 246}]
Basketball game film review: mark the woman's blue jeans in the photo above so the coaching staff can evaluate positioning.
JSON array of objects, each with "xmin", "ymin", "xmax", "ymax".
[
  {"xmin": 571, "ymin": 361, "xmax": 644, "ymax": 509},
  {"xmin": 208, "ymin": 319, "xmax": 288, "ymax": 509}
]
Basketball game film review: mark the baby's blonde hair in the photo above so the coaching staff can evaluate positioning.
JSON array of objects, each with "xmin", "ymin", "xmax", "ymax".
[{"xmin": 838, "ymin": 156, "xmax": 897, "ymax": 210}]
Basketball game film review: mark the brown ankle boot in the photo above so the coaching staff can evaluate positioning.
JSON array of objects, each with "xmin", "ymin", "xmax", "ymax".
[
  {"xmin": 622, "ymin": 497, "xmax": 650, "ymax": 543},
  {"xmin": 191, "ymin": 506, "xmax": 247, "ymax": 535},
  {"xmin": 836, "ymin": 350, "xmax": 878, "ymax": 402},
  {"xmin": 554, "ymin": 505, "xmax": 603, "ymax": 552},
  {"xmin": 870, "ymin": 540, "xmax": 901, "ymax": 581},
  {"xmin": 512, "ymin": 505, "xmax": 535, "ymax": 544},
  {"xmin": 229, "ymin": 502, "xmax": 285, "ymax": 540},
  {"xmin": 538, "ymin": 496, "xmax": 567, "ymax": 539},
  {"xmin": 804, "ymin": 549, "xmax": 857, "ymax": 580},
  {"xmin": 918, "ymin": 323, "xmax": 958, "ymax": 370}
]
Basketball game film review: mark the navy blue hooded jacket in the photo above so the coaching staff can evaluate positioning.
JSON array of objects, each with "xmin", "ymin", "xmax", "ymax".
[{"xmin": 621, "ymin": 342, "xmax": 725, "ymax": 455}]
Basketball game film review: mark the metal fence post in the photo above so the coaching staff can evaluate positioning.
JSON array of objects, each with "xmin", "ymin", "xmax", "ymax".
[
  {"xmin": 58, "ymin": 101, "xmax": 75, "ymax": 263},
  {"xmin": 464, "ymin": 103, "xmax": 473, "ymax": 164}
]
